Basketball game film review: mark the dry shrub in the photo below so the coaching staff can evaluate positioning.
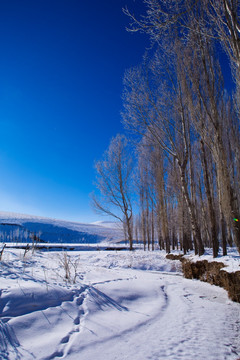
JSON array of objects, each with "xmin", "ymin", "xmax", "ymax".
[{"xmin": 58, "ymin": 252, "xmax": 80, "ymax": 284}]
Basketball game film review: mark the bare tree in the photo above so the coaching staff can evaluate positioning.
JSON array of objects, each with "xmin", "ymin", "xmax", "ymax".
[
  {"xmin": 122, "ymin": 48, "xmax": 205, "ymax": 255},
  {"xmin": 205, "ymin": 0, "xmax": 240, "ymax": 88},
  {"xmin": 121, "ymin": 0, "xmax": 240, "ymax": 255},
  {"xmin": 92, "ymin": 134, "xmax": 134, "ymax": 250},
  {"xmin": 200, "ymin": 140, "xmax": 219, "ymax": 256},
  {"xmin": 124, "ymin": 0, "xmax": 240, "ymax": 76},
  {"xmin": 152, "ymin": 145, "xmax": 170, "ymax": 252},
  {"xmin": 182, "ymin": 26, "xmax": 240, "ymax": 253},
  {"xmin": 137, "ymin": 140, "xmax": 154, "ymax": 251}
]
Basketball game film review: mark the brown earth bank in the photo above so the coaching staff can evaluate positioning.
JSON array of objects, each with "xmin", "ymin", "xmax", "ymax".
[{"xmin": 166, "ymin": 254, "xmax": 240, "ymax": 303}]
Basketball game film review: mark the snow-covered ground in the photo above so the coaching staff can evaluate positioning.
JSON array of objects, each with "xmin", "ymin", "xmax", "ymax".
[
  {"xmin": 0, "ymin": 212, "xmax": 239, "ymax": 359},
  {"xmin": 0, "ymin": 248, "xmax": 239, "ymax": 360}
]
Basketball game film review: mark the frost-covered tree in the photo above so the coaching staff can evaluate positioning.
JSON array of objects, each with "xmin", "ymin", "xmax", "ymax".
[
  {"xmin": 92, "ymin": 134, "xmax": 134, "ymax": 250},
  {"xmin": 122, "ymin": 0, "xmax": 240, "ymax": 255}
]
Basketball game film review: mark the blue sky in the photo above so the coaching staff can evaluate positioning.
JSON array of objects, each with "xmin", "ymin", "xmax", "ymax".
[{"xmin": 0, "ymin": 0, "xmax": 147, "ymax": 222}]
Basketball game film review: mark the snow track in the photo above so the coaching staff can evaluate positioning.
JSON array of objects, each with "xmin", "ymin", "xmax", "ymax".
[
  {"xmin": 0, "ymin": 249, "xmax": 239, "ymax": 359},
  {"xmin": 44, "ymin": 287, "xmax": 89, "ymax": 360},
  {"xmin": 64, "ymin": 269, "xmax": 240, "ymax": 360}
]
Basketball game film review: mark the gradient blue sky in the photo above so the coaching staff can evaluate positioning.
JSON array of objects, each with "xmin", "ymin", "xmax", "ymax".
[{"xmin": 0, "ymin": 0, "xmax": 147, "ymax": 222}]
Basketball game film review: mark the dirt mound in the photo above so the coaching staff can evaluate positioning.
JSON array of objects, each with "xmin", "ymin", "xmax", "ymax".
[
  {"xmin": 166, "ymin": 254, "xmax": 184, "ymax": 261},
  {"xmin": 166, "ymin": 254, "xmax": 240, "ymax": 302},
  {"xmin": 181, "ymin": 259, "xmax": 240, "ymax": 303}
]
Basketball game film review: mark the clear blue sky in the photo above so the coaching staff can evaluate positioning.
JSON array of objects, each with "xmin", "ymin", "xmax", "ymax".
[{"xmin": 0, "ymin": 0, "xmax": 147, "ymax": 222}]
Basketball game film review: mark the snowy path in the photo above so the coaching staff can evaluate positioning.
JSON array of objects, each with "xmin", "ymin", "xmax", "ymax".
[
  {"xmin": 64, "ymin": 268, "xmax": 240, "ymax": 360},
  {"xmin": 0, "ymin": 250, "xmax": 239, "ymax": 360}
]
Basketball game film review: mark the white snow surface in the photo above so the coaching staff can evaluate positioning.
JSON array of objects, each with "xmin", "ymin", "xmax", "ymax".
[
  {"xmin": 0, "ymin": 212, "xmax": 239, "ymax": 359},
  {"xmin": 0, "ymin": 247, "xmax": 239, "ymax": 360}
]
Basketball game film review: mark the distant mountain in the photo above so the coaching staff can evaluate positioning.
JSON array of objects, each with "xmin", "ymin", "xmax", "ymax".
[
  {"xmin": 91, "ymin": 220, "xmax": 122, "ymax": 229},
  {"xmin": 0, "ymin": 211, "xmax": 124, "ymax": 245}
]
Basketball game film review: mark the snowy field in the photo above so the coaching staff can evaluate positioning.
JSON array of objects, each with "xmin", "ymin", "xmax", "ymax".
[
  {"xmin": 0, "ymin": 248, "xmax": 239, "ymax": 360},
  {"xmin": 0, "ymin": 212, "xmax": 239, "ymax": 360}
]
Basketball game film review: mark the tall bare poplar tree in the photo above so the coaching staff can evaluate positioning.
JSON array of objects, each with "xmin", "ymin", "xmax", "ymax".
[
  {"xmin": 123, "ymin": 0, "xmax": 240, "ymax": 255},
  {"xmin": 122, "ymin": 49, "xmax": 205, "ymax": 255},
  {"xmin": 92, "ymin": 134, "xmax": 134, "ymax": 250}
]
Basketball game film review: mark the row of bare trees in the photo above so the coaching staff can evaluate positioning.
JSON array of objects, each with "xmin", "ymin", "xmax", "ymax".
[{"xmin": 92, "ymin": 0, "xmax": 240, "ymax": 256}]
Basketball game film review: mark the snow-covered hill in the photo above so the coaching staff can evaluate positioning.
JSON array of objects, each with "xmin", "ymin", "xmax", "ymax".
[{"xmin": 0, "ymin": 211, "xmax": 124, "ymax": 246}]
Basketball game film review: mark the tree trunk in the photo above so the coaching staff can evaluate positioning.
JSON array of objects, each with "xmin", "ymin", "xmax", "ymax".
[
  {"xmin": 179, "ymin": 163, "xmax": 204, "ymax": 256},
  {"xmin": 216, "ymin": 169, "xmax": 227, "ymax": 256},
  {"xmin": 151, "ymin": 208, "xmax": 155, "ymax": 251},
  {"xmin": 200, "ymin": 140, "xmax": 219, "ymax": 257},
  {"xmin": 125, "ymin": 215, "xmax": 133, "ymax": 251}
]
